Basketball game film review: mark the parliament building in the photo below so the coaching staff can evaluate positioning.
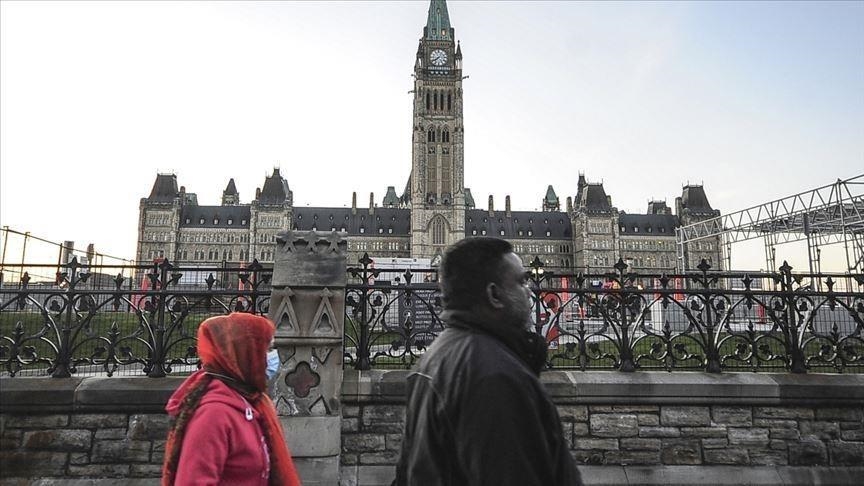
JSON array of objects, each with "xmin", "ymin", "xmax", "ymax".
[{"xmin": 137, "ymin": 0, "xmax": 723, "ymax": 275}]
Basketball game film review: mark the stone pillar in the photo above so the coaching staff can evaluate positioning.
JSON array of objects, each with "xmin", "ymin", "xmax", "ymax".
[{"xmin": 268, "ymin": 230, "xmax": 347, "ymax": 485}]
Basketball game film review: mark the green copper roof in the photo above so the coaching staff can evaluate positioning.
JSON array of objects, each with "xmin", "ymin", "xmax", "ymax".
[
  {"xmin": 425, "ymin": 0, "xmax": 452, "ymax": 41},
  {"xmin": 545, "ymin": 185, "xmax": 559, "ymax": 204}
]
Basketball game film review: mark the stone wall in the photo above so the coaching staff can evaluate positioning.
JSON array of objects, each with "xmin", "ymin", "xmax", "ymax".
[
  {"xmin": 2, "ymin": 372, "xmax": 864, "ymax": 485},
  {"xmin": 0, "ymin": 377, "xmax": 175, "ymax": 486},
  {"xmin": 340, "ymin": 370, "xmax": 864, "ymax": 486}
]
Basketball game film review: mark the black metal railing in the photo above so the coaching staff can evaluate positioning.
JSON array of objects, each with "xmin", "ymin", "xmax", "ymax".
[
  {"xmin": 0, "ymin": 258, "xmax": 271, "ymax": 378},
  {"xmin": 345, "ymin": 254, "xmax": 864, "ymax": 373},
  {"xmin": 4, "ymin": 255, "xmax": 862, "ymax": 377}
]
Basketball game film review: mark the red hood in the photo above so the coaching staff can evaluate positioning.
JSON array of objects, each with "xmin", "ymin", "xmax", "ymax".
[{"xmin": 166, "ymin": 371, "xmax": 261, "ymax": 420}]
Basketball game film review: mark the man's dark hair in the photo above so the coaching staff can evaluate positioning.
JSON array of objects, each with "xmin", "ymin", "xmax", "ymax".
[{"xmin": 439, "ymin": 237, "xmax": 514, "ymax": 310}]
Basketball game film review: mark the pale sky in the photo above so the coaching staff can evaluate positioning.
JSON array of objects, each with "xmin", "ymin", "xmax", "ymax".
[{"xmin": 1, "ymin": 1, "xmax": 862, "ymax": 271}]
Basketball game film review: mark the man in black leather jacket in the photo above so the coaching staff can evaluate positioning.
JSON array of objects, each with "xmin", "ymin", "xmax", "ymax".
[{"xmin": 394, "ymin": 237, "xmax": 582, "ymax": 486}]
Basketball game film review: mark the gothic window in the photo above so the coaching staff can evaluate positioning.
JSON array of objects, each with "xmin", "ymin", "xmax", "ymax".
[
  {"xmin": 447, "ymin": 92, "xmax": 452, "ymax": 111},
  {"xmin": 426, "ymin": 92, "xmax": 430, "ymax": 110},
  {"xmin": 442, "ymin": 129, "xmax": 450, "ymax": 143},
  {"xmin": 427, "ymin": 129, "xmax": 436, "ymax": 142},
  {"xmin": 434, "ymin": 92, "xmax": 439, "ymax": 110},
  {"xmin": 432, "ymin": 218, "xmax": 446, "ymax": 245}
]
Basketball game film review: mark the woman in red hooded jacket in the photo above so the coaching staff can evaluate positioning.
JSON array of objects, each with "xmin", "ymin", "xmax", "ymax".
[{"xmin": 162, "ymin": 313, "xmax": 301, "ymax": 486}]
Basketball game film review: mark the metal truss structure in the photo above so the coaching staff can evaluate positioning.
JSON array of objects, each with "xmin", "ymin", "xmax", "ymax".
[{"xmin": 676, "ymin": 174, "xmax": 864, "ymax": 274}]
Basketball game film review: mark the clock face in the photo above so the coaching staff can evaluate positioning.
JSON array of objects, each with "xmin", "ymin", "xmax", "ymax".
[{"xmin": 430, "ymin": 49, "xmax": 448, "ymax": 67}]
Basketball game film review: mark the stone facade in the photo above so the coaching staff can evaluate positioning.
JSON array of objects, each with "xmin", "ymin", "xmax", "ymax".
[{"xmin": 135, "ymin": 0, "xmax": 723, "ymax": 274}]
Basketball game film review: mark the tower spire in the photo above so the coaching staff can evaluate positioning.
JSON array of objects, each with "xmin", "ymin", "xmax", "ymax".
[{"xmin": 424, "ymin": 0, "xmax": 452, "ymax": 41}]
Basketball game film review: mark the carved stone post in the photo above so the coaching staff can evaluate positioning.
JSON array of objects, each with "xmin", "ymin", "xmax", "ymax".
[{"xmin": 268, "ymin": 230, "xmax": 347, "ymax": 484}]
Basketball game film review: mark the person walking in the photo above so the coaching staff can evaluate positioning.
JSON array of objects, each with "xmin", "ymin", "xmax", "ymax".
[
  {"xmin": 162, "ymin": 313, "xmax": 301, "ymax": 486},
  {"xmin": 394, "ymin": 237, "xmax": 582, "ymax": 486}
]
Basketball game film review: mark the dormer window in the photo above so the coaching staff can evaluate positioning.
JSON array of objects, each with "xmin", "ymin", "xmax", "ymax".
[
  {"xmin": 199, "ymin": 218, "xmax": 205, "ymax": 225},
  {"xmin": 185, "ymin": 218, "xmax": 191, "ymax": 224},
  {"xmin": 359, "ymin": 227, "xmax": 365, "ymax": 234},
  {"xmin": 481, "ymin": 229, "xmax": 487, "ymax": 235},
  {"xmin": 388, "ymin": 228, "xmax": 393, "ymax": 234},
  {"xmin": 227, "ymin": 219, "xmax": 233, "ymax": 225},
  {"xmin": 634, "ymin": 227, "xmax": 639, "ymax": 233},
  {"xmin": 213, "ymin": 218, "xmax": 219, "ymax": 225},
  {"xmin": 378, "ymin": 228, "xmax": 383, "ymax": 234},
  {"xmin": 241, "ymin": 219, "xmax": 247, "ymax": 225},
  {"xmin": 527, "ymin": 230, "xmax": 533, "ymax": 236},
  {"xmin": 546, "ymin": 230, "xmax": 551, "ymax": 237}
]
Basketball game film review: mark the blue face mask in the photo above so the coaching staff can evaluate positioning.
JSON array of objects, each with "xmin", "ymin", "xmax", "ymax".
[{"xmin": 265, "ymin": 349, "xmax": 280, "ymax": 380}]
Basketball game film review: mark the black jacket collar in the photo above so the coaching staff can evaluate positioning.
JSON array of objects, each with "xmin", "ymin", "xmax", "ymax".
[{"xmin": 442, "ymin": 309, "xmax": 548, "ymax": 375}]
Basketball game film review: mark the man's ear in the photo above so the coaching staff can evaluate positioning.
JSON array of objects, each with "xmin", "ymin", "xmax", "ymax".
[{"xmin": 486, "ymin": 282, "xmax": 505, "ymax": 309}]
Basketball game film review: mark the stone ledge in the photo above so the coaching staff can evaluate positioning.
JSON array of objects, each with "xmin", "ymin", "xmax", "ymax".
[
  {"xmin": 579, "ymin": 466, "xmax": 864, "ymax": 486},
  {"xmin": 3, "ymin": 371, "xmax": 863, "ymax": 413},
  {"xmin": 0, "ymin": 377, "xmax": 83, "ymax": 413},
  {"xmin": 342, "ymin": 371, "xmax": 864, "ymax": 406},
  {"xmin": 0, "ymin": 377, "xmax": 185, "ymax": 414}
]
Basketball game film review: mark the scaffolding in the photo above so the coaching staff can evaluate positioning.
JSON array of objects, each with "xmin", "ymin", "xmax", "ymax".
[{"xmin": 675, "ymin": 174, "xmax": 864, "ymax": 278}]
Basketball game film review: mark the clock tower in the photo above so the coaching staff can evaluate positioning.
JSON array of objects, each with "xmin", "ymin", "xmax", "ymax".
[{"xmin": 409, "ymin": 0, "xmax": 466, "ymax": 259}]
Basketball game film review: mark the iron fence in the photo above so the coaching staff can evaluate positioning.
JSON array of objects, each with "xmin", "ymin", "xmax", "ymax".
[
  {"xmin": 0, "ymin": 258, "xmax": 271, "ymax": 377},
  {"xmin": 3, "ymin": 255, "xmax": 862, "ymax": 377},
  {"xmin": 345, "ymin": 256, "xmax": 864, "ymax": 373}
]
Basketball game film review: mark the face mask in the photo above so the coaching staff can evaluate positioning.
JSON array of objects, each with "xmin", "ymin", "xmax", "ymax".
[{"xmin": 265, "ymin": 349, "xmax": 280, "ymax": 380}]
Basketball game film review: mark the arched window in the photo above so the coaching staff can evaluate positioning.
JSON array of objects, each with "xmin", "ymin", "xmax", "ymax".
[
  {"xmin": 428, "ymin": 129, "xmax": 436, "ymax": 142},
  {"xmin": 442, "ymin": 129, "xmax": 449, "ymax": 143},
  {"xmin": 426, "ymin": 92, "xmax": 430, "ymax": 110},
  {"xmin": 432, "ymin": 218, "xmax": 445, "ymax": 246},
  {"xmin": 447, "ymin": 92, "xmax": 452, "ymax": 111}
]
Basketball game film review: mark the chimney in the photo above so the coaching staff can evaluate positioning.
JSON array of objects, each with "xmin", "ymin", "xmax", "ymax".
[
  {"xmin": 566, "ymin": 196, "xmax": 573, "ymax": 213},
  {"xmin": 488, "ymin": 195, "xmax": 494, "ymax": 216},
  {"xmin": 369, "ymin": 192, "xmax": 375, "ymax": 214},
  {"xmin": 505, "ymin": 195, "xmax": 511, "ymax": 217},
  {"xmin": 351, "ymin": 192, "xmax": 357, "ymax": 214}
]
